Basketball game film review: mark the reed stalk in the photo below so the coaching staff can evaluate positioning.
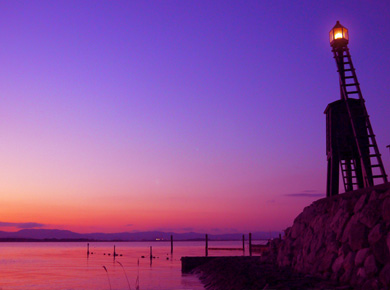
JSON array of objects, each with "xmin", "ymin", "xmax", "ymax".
[
  {"xmin": 102, "ymin": 265, "xmax": 112, "ymax": 290},
  {"xmin": 117, "ymin": 261, "xmax": 131, "ymax": 290}
]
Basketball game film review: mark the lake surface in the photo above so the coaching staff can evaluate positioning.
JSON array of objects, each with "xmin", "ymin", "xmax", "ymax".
[{"xmin": 0, "ymin": 240, "xmax": 263, "ymax": 290}]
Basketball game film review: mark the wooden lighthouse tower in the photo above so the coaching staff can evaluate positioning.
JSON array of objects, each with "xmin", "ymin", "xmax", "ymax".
[{"xmin": 325, "ymin": 21, "xmax": 387, "ymax": 197}]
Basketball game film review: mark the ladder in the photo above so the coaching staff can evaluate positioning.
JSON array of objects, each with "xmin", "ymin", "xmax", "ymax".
[
  {"xmin": 332, "ymin": 46, "xmax": 388, "ymax": 190},
  {"xmin": 340, "ymin": 158, "xmax": 358, "ymax": 192}
]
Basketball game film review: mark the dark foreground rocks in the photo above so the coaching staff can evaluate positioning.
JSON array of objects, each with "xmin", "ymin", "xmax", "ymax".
[
  {"xmin": 277, "ymin": 183, "xmax": 390, "ymax": 289},
  {"xmin": 192, "ymin": 257, "xmax": 352, "ymax": 290}
]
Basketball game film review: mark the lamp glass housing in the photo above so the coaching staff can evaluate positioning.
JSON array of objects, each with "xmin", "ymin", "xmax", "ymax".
[{"xmin": 329, "ymin": 22, "xmax": 349, "ymax": 45}]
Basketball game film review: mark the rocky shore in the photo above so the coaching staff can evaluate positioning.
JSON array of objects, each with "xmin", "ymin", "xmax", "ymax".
[
  {"xmin": 190, "ymin": 183, "xmax": 390, "ymax": 289},
  {"xmin": 277, "ymin": 183, "xmax": 390, "ymax": 289}
]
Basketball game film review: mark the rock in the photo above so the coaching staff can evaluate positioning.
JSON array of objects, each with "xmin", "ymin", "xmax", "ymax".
[
  {"xmin": 371, "ymin": 236, "xmax": 390, "ymax": 265},
  {"xmin": 364, "ymin": 254, "xmax": 378, "ymax": 278},
  {"xmin": 359, "ymin": 200, "xmax": 381, "ymax": 228},
  {"xmin": 379, "ymin": 263, "xmax": 390, "ymax": 286},
  {"xmin": 340, "ymin": 267, "xmax": 353, "ymax": 283},
  {"xmin": 355, "ymin": 248, "xmax": 370, "ymax": 267},
  {"xmin": 354, "ymin": 194, "xmax": 367, "ymax": 213},
  {"xmin": 339, "ymin": 197, "xmax": 355, "ymax": 213},
  {"xmin": 330, "ymin": 208, "xmax": 351, "ymax": 240},
  {"xmin": 382, "ymin": 198, "xmax": 390, "ymax": 222},
  {"xmin": 368, "ymin": 191, "xmax": 379, "ymax": 202},
  {"xmin": 284, "ymin": 227, "xmax": 291, "ymax": 237},
  {"xmin": 338, "ymin": 243, "xmax": 351, "ymax": 258},
  {"xmin": 318, "ymin": 252, "xmax": 337, "ymax": 272},
  {"xmin": 361, "ymin": 278, "xmax": 380, "ymax": 290},
  {"xmin": 343, "ymin": 251, "xmax": 356, "ymax": 272},
  {"xmin": 332, "ymin": 255, "xmax": 344, "ymax": 273},
  {"xmin": 379, "ymin": 189, "xmax": 390, "ymax": 200},
  {"xmin": 387, "ymin": 232, "xmax": 390, "ymax": 254},
  {"xmin": 368, "ymin": 223, "xmax": 386, "ymax": 245},
  {"xmin": 348, "ymin": 220, "xmax": 369, "ymax": 251},
  {"xmin": 341, "ymin": 215, "xmax": 358, "ymax": 243},
  {"xmin": 290, "ymin": 222, "xmax": 306, "ymax": 239},
  {"xmin": 357, "ymin": 267, "xmax": 367, "ymax": 280}
]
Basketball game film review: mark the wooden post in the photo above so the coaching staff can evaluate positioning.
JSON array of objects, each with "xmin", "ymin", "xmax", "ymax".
[
  {"xmin": 171, "ymin": 235, "xmax": 173, "ymax": 254},
  {"xmin": 249, "ymin": 233, "xmax": 252, "ymax": 256},
  {"xmin": 150, "ymin": 246, "xmax": 152, "ymax": 259},
  {"xmin": 87, "ymin": 243, "xmax": 90, "ymax": 256},
  {"xmin": 205, "ymin": 234, "xmax": 208, "ymax": 257},
  {"xmin": 242, "ymin": 235, "xmax": 245, "ymax": 253},
  {"xmin": 114, "ymin": 245, "xmax": 116, "ymax": 258}
]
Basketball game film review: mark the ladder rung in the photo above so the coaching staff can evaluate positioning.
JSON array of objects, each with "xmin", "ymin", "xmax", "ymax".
[
  {"xmin": 371, "ymin": 164, "xmax": 381, "ymax": 168},
  {"xmin": 372, "ymin": 175, "xmax": 386, "ymax": 178},
  {"xmin": 343, "ymin": 83, "xmax": 356, "ymax": 87},
  {"xmin": 346, "ymin": 91, "xmax": 359, "ymax": 94},
  {"xmin": 345, "ymin": 76, "xmax": 354, "ymax": 79},
  {"xmin": 344, "ymin": 181, "xmax": 359, "ymax": 185},
  {"xmin": 369, "ymin": 154, "xmax": 380, "ymax": 157},
  {"xmin": 344, "ymin": 69, "xmax": 354, "ymax": 72},
  {"xmin": 341, "ymin": 164, "xmax": 354, "ymax": 168}
]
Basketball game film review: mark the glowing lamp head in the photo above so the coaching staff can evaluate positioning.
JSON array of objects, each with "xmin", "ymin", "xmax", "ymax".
[{"xmin": 329, "ymin": 21, "xmax": 349, "ymax": 47}]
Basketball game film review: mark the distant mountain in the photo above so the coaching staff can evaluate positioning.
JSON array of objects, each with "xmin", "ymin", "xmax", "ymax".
[{"xmin": 0, "ymin": 229, "xmax": 281, "ymax": 241}]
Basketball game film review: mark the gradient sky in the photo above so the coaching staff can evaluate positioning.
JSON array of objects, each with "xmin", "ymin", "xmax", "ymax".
[{"xmin": 1, "ymin": 0, "xmax": 389, "ymax": 234}]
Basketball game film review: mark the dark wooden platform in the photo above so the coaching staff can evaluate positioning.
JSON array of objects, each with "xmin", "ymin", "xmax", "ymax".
[{"xmin": 181, "ymin": 256, "xmax": 260, "ymax": 273}]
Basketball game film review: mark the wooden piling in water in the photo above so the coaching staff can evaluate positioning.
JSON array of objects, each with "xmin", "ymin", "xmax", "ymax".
[
  {"xmin": 87, "ymin": 243, "xmax": 90, "ymax": 256},
  {"xmin": 249, "ymin": 233, "xmax": 252, "ymax": 256},
  {"xmin": 206, "ymin": 235, "xmax": 209, "ymax": 256},
  {"xmin": 150, "ymin": 246, "xmax": 152, "ymax": 259},
  {"xmin": 242, "ymin": 235, "xmax": 245, "ymax": 253},
  {"xmin": 171, "ymin": 235, "xmax": 173, "ymax": 254},
  {"xmin": 114, "ymin": 245, "xmax": 116, "ymax": 257}
]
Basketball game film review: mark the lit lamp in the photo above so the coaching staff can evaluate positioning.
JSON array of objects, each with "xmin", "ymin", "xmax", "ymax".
[{"xmin": 329, "ymin": 21, "xmax": 349, "ymax": 47}]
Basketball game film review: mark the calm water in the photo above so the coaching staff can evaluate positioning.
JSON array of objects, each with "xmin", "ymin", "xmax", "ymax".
[{"xmin": 0, "ymin": 240, "xmax": 262, "ymax": 290}]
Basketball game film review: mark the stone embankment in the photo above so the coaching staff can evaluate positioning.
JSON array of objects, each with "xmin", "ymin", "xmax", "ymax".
[{"xmin": 276, "ymin": 183, "xmax": 390, "ymax": 289}]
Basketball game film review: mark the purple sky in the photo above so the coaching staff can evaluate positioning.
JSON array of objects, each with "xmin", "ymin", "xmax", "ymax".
[{"xmin": 0, "ymin": 1, "xmax": 389, "ymax": 234}]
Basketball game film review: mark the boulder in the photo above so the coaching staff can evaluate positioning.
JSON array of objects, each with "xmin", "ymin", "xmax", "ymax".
[
  {"xmin": 343, "ymin": 251, "xmax": 356, "ymax": 272},
  {"xmin": 387, "ymin": 232, "xmax": 390, "ymax": 254},
  {"xmin": 290, "ymin": 222, "xmax": 306, "ymax": 239},
  {"xmin": 332, "ymin": 255, "xmax": 344, "ymax": 273},
  {"xmin": 368, "ymin": 223, "xmax": 386, "ymax": 245},
  {"xmin": 338, "ymin": 243, "xmax": 351, "ymax": 258},
  {"xmin": 348, "ymin": 221, "xmax": 369, "ymax": 251},
  {"xmin": 357, "ymin": 267, "xmax": 367, "ymax": 280},
  {"xmin": 361, "ymin": 278, "xmax": 380, "ymax": 290},
  {"xmin": 330, "ymin": 208, "xmax": 351, "ymax": 240},
  {"xmin": 354, "ymin": 193, "xmax": 367, "ymax": 213},
  {"xmin": 371, "ymin": 236, "xmax": 390, "ymax": 265},
  {"xmin": 368, "ymin": 190, "xmax": 379, "ymax": 202},
  {"xmin": 318, "ymin": 252, "xmax": 337, "ymax": 272},
  {"xmin": 341, "ymin": 215, "xmax": 358, "ymax": 243},
  {"xmin": 382, "ymin": 198, "xmax": 390, "ymax": 222},
  {"xmin": 359, "ymin": 200, "xmax": 381, "ymax": 228},
  {"xmin": 363, "ymin": 254, "xmax": 378, "ymax": 278},
  {"xmin": 379, "ymin": 263, "xmax": 390, "ymax": 286},
  {"xmin": 355, "ymin": 248, "xmax": 370, "ymax": 267}
]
